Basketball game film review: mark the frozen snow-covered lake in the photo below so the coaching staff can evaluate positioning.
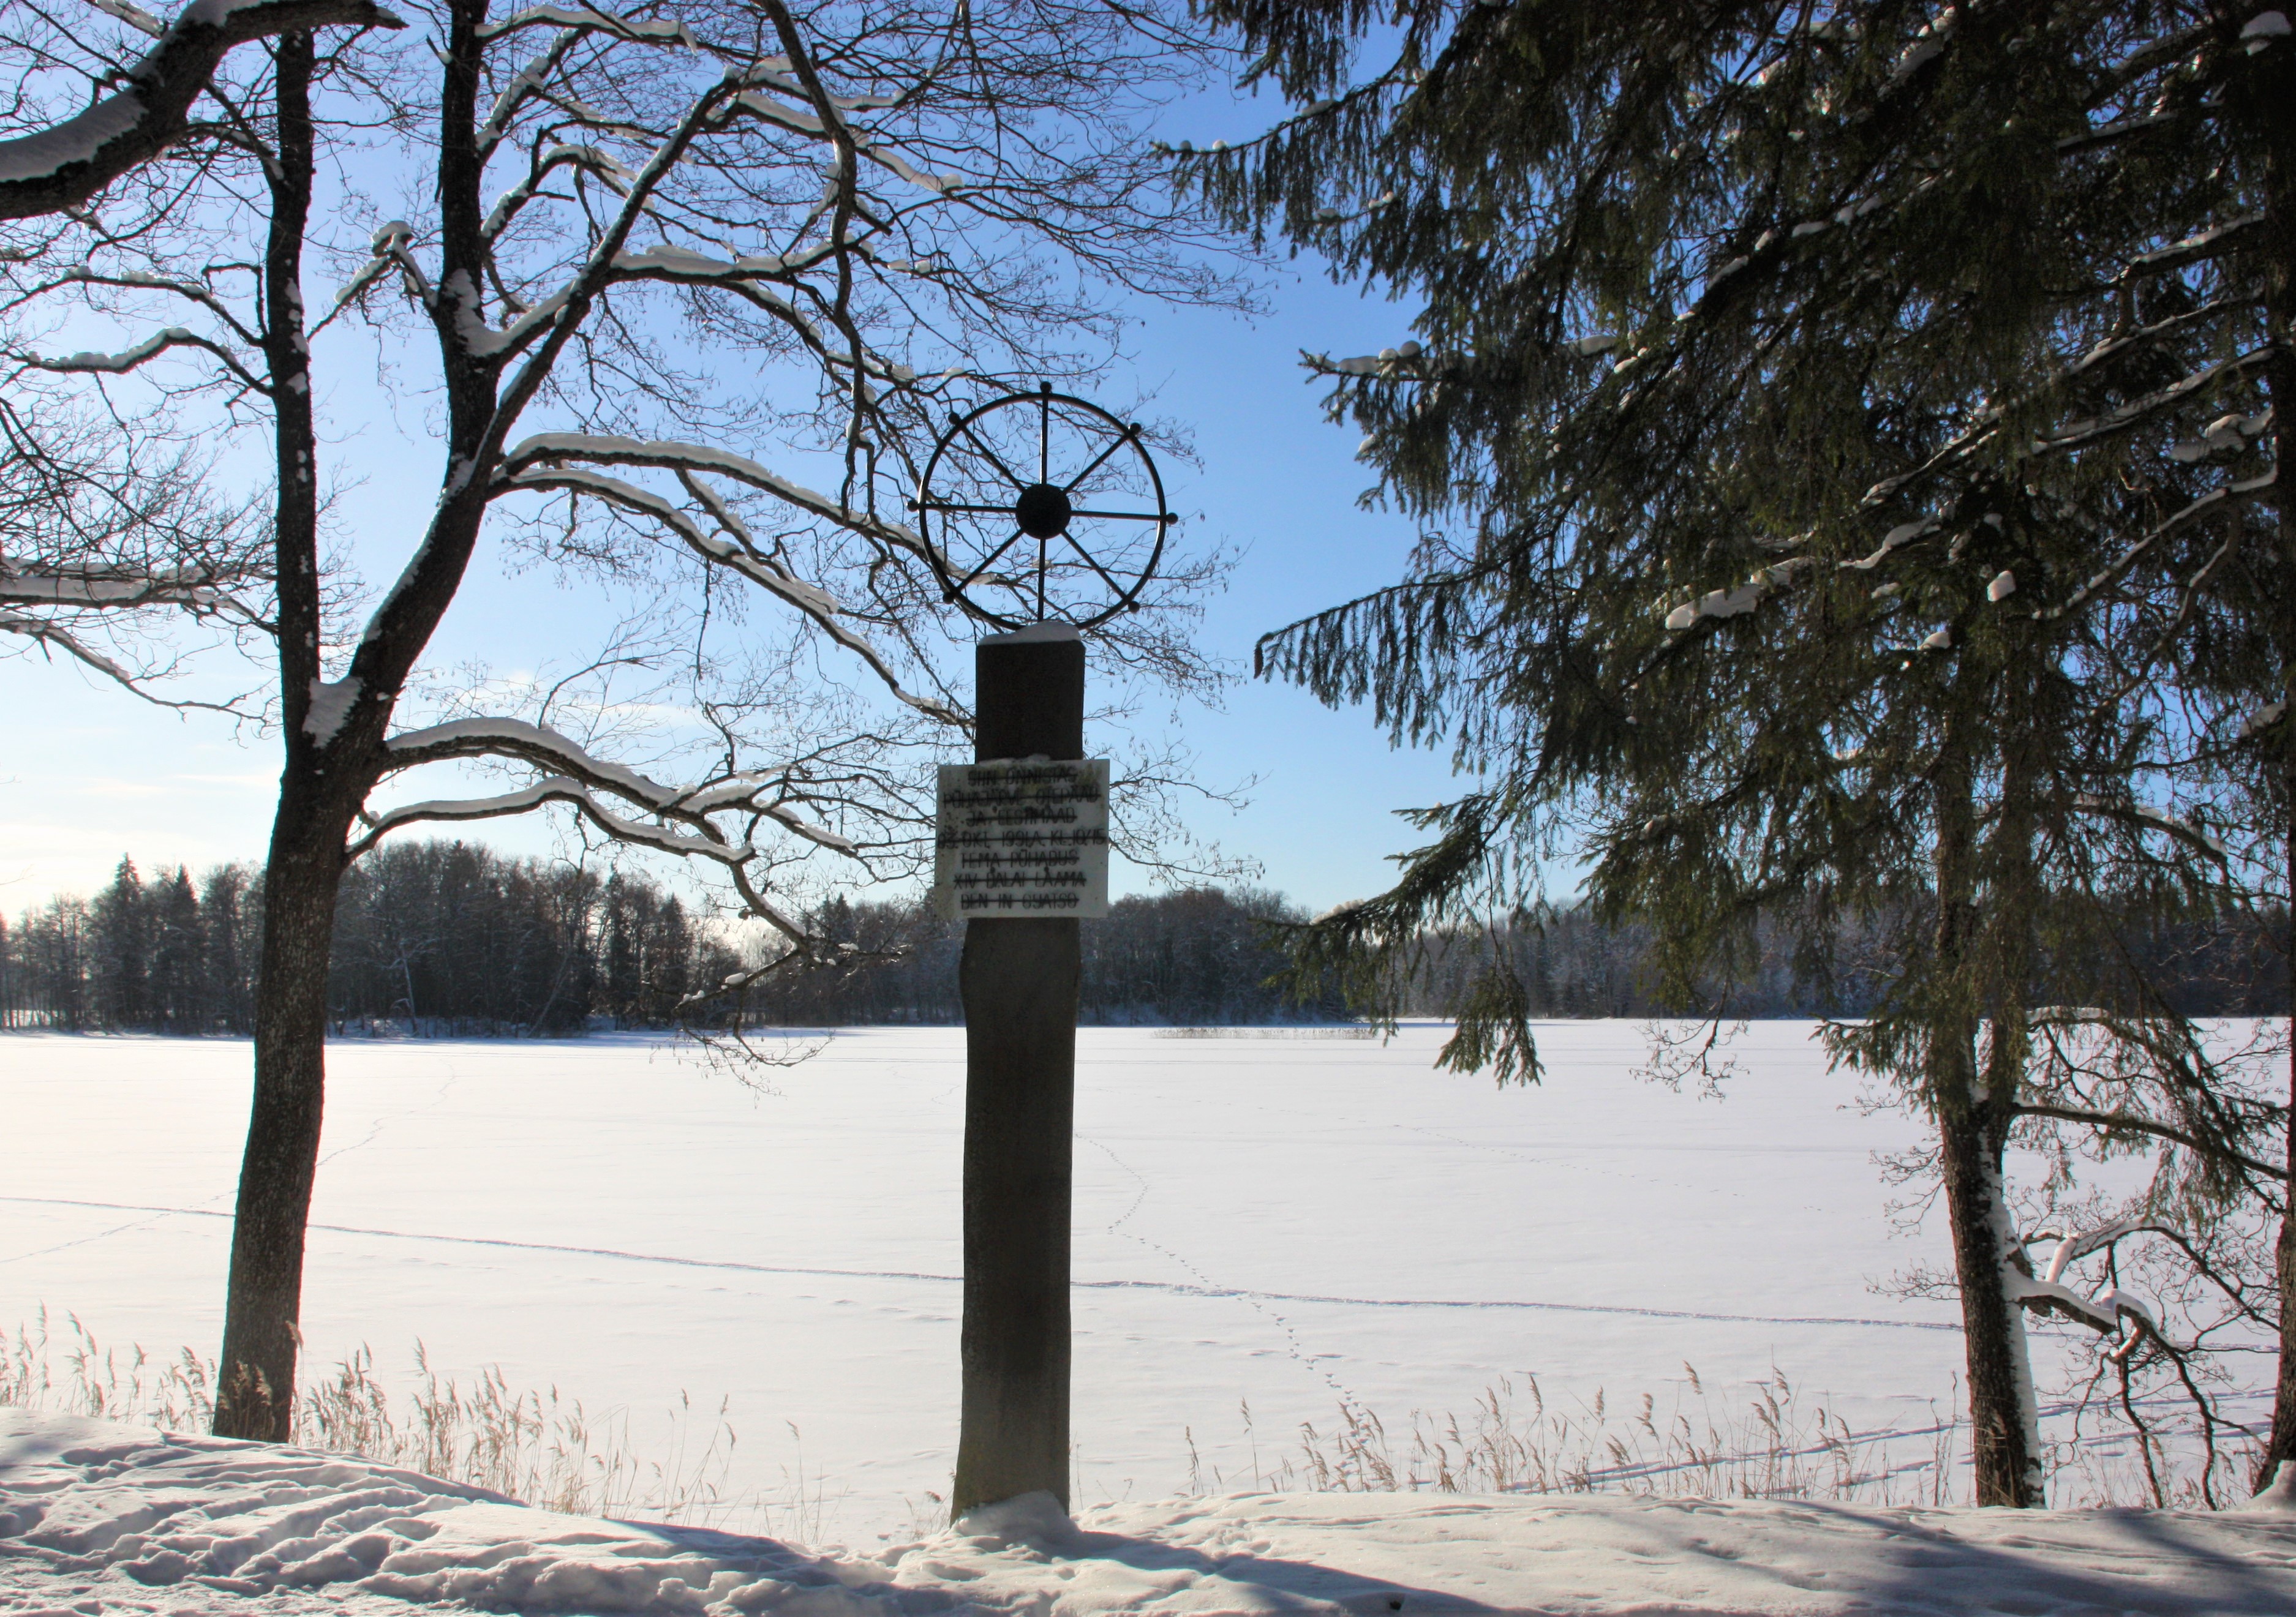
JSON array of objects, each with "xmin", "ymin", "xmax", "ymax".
[{"xmin": 0, "ymin": 1022, "xmax": 2218, "ymax": 1537}]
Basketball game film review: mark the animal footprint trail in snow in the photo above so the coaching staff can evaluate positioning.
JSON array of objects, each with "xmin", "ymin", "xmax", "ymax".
[{"xmin": 1081, "ymin": 1133, "xmax": 1368, "ymax": 1417}]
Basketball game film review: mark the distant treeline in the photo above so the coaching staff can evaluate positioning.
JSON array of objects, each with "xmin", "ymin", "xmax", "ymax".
[
  {"xmin": 0, "ymin": 842, "xmax": 738, "ymax": 1036},
  {"xmin": 0, "ymin": 849, "xmax": 1340, "ymax": 1035},
  {"xmin": 1402, "ymin": 904, "xmax": 2287, "ymax": 1021},
  {"xmin": 749, "ymin": 888, "xmax": 1347, "ymax": 1026},
  {"xmin": 3, "ymin": 844, "xmax": 2279, "ymax": 1035}
]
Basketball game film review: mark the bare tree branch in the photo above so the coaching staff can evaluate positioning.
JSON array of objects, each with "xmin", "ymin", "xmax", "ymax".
[{"xmin": 0, "ymin": 0, "xmax": 406, "ymax": 219}]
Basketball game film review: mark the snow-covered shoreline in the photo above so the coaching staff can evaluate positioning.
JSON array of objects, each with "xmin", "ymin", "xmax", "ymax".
[{"xmin": 6, "ymin": 1409, "xmax": 2295, "ymax": 1616}]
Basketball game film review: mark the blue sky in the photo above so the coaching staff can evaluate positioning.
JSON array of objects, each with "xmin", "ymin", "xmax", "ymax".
[{"xmin": 0, "ymin": 52, "xmax": 1487, "ymax": 920}]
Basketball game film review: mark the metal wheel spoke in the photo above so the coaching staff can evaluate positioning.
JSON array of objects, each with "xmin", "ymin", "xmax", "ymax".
[
  {"xmin": 916, "ymin": 499, "xmax": 1019, "ymax": 516},
  {"xmin": 957, "ymin": 421, "xmax": 1033, "ymax": 492},
  {"xmin": 1060, "ymin": 427, "xmax": 1136, "ymax": 493},
  {"xmin": 1061, "ymin": 531, "xmax": 1131, "ymax": 598},
  {"xmin": 956, "ymin": 528, "xmax": 1029, "ymax": 590},
  {"xmin": 1067, "ymin": 509, "xmax": 1167, "ymax": 522}
]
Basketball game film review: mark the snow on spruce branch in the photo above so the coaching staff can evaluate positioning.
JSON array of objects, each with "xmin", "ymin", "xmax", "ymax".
[
  {"xmin": 2065, "ymin": 792, "xmax": 2232, "ymax": 861},
  {"xmin": 1859, "ymin": 323, "xmax": 2268, "ymax": 512},
  {"xmin": 1151, "ymin": 64, "xmax": 1415, "ymax": 165},
  {"xmin": 2041, "ymin": 468, "xmax": 2278, "ymax": 624},
  {"xmin": 1311, "ymin": 340, "xmax": 1423, "ymax": 379},
  {"xmin": 1661, "ymin": 560, "xmax": 1813, "ymax": 631}
]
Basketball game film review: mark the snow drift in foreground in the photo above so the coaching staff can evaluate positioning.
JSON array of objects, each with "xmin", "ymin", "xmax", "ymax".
[{"xmin": 6, "ymin": 1413, "xmax": 2296, "ymax": 1616}]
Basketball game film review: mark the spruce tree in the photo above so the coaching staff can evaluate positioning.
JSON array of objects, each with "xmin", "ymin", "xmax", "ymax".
[
  {"xmin": 1197, "ymin": 0, "xmax": 2291, "ymax": 1504},
  {"xmin": 149, "ymin": 866, "xmax": 206, "ymax": 1032},
  {"xmin": 90, "ymin": 856, "xmax": 149, "ymax": 1030}
]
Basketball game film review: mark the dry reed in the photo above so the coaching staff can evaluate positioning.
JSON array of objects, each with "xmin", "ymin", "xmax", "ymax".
[
  {"xmin": 1212, "ymin": 1366, "xmax": 2248, "ymax": 1509},
  {"xmin": 8, "ymin": 1313, "xmax": 2247, "ymax": 1526},
  {"xmin": 1, "ymin": 1310, "xmax": 835, "ymax": 1537}
]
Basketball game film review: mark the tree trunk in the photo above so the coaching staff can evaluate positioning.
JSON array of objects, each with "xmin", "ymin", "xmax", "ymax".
[
  {"xmin": 213, "ymin": 795, "xmax": 349, "ymax": 1438},
  {"xmin": 952, "ymin": 633, "xmax": 1085, "ymax": 1517},
  {"xmin": 2266, "ymin": 962, "xmax": 2296, "ymax": 1492},
  {"xmin": 2260, "ymin": 765, "xmax": 2295, "ymax": 1491},
  {"xmin": 1929, "ymin": 724, "xmax": 2046, "ymax": 1506},
  {"xmin": 213, "ymin": 34, "xmax": 337, "ymax": 1442},
  {"xmin": 1936, "ymin": 1101, "xmax": 2043, "ymax": 1506}
]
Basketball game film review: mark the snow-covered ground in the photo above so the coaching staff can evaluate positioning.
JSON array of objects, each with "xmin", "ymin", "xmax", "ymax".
[
  {"xmin": 0, "ymin": 1022, "xmax": 2261, "ymax": 1546},
  {"xmin": 7, "ymin": 1409, "xmax": 2296, "ymax": 1615}
]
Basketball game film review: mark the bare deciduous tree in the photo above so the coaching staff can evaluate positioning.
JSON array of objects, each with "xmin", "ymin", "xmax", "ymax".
[{"xmin": 4, "ymin": 0, "xmax": 1239, "ymax": 1440}]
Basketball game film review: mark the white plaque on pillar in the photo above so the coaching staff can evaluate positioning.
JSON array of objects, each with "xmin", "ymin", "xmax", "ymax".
[{"xmin": 933, "ymin": 759, "xmax": 1111, "ymax": 920}]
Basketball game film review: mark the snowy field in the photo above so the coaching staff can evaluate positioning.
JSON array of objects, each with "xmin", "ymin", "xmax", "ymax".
[{"xmin": 0, "ymin": 1022, "xmax": 2260, "ymax": 1544}]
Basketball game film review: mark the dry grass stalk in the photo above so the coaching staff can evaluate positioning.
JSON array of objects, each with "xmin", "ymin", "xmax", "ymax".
[
  {"xmin": 1268, "ymin": 1367, "xmax": 2247, "ymax": 1509},
  {"xmin": 2, "ymin": 1311, "xmax": 836, "ymax": 1537}
]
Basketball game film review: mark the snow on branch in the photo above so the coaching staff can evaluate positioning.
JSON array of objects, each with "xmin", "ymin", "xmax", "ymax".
[
  {"xmin": 1861, "ymin": 337, "xmax": 2268, "ymax": 511},
  {"xmin": 2011, "ymin": 1221, "xmax": 2161, "ymax": 1346},
  {"xmin": 483, "ymin": 144, "xmax": 641, "ymax": 241},
  {"xmin": 601, "ymin": 249, "xmax": 930, "ymax": 385},
  {"xmin": 1, "ymin": 558, "xmax": 262, "ymax": 622},
  {"xmin": 495, "ymin": 432, "xmax": 925, "ymax": 553},
  {"xmin": 2065, "ymin": 792, "xmax": 2231, "ymax": 861},
  {"xmin": 2041, "ymin": 467, "xmax": 2278, "ymax": 623},
  {"xmin": 475, "ymin": 5, "xmax": 696, "ymax": 47},
  {"xmin": 382, "ymin": 714, "xmax": 859, "ymax": 853},
  {"xmin": 2014, "ymin": 1099, "xmax": 2284, "ymax": 1182},
  {"xmin": 476, "ymin": 36, "xmax": 584, "ymax": 162},
  {"xmin": 353, "ymin": 777, "xmax": 756, "ymax": 865},
  {"xmin": 49, "ymin": 265, "xmax": 262, "ymax": 344},
  {"xmin": 85, "ymin": 0, "xmax": 167, "ymax": 37},
  {"xmin": 1660, "ymin": 560, "xmax": 1813, "ymax": 631},
  {"xmin": 0, "ymin": 0, "xmax": 406, "ymax": 219},
  {"xmin": 2033, "ymin": 347, "xmax": 2275, "ymax": 459},
  {"xmin": 360, "ymin": 715, "xmax": 875, "ymax": 948},
  {"xmin": 387, "ymin": 713, "xmax": 676, "ymax": 803},
  {"xmin": 2121, "ymin": 212, "xmax": 2264, "ymax": 281},
  {"xmin": 2240, "ymin": 699, "xmax": 2287, "ymax": 739},
  {"xmin": 674, "ymin": 470, "xmax": 964, "ymax": 725},
  {"xmin": 1309, "ymin": 340, "xmax": 1424, "ymax": 380},
  {"xmin": 1153, "ymin": 69, "xmax": 1403, "ymax": 164},
  {"xmin": 470, "ymin": 67, "xmax": 745, "ymax": 425},
  {"xmin": 719, "ymin": 78, "xmax": 953, "ymax": 200},
  {"xmin": 611, "ymin": 240, "xmax": 830, "ymax": 283},
  {"xmin": 15, "ymin": 326, "xmax": 265, "ymax": 392},
  {"xmin": 496, "ymin": 459, "xmax": 962, "ymax": 724}
]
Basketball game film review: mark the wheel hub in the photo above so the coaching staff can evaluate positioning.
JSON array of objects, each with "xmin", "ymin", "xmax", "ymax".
[{"xmin": 1013, "ymin": 482, "xmax": 1072, "ymax": 539}]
